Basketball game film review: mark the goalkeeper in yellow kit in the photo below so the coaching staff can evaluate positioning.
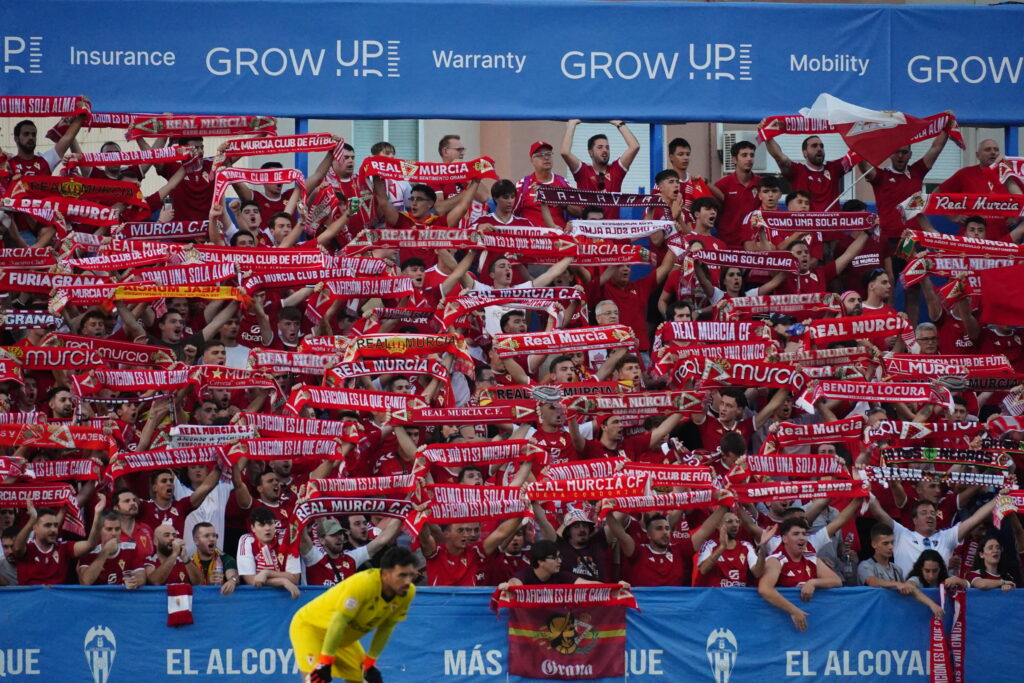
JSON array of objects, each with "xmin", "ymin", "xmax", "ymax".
[{"xmin": 291, "ymin": 547, "xmax": 418, "ymax": 683}]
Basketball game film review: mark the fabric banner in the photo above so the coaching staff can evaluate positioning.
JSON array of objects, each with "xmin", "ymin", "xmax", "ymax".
[
  {"xmin": 692, "ymin": 249, "xmax": 799, "ymax": 273},
  {"xmin": 497, "ymin": 585, "xmax": 637, "ymax": 680},
  {"xmin": 3, "ymin": 344, "xmax": 105, "ymax": 371},
  {"xmin": 535, "ymin": 186, "xmax": 666, "ymax": 208},
  {"xmin": 106, "ymin": 446, "xmax": 223, "ymax": 480},
  {"xmin": 338, "ymin": 333, "xmax": 471, "ymax": 373},
  {"xmin": 8, "ymin": 174, "xmax": 147, "ymax": 208},
  {"xmin": 719, "ymin": 293, "xmax": 841, "ymax": 320},
  {"xmin": 562, "ymin": 391, "xmax": 704, "ymax": 416},
  {"xmin": 359, "ymin": 155, "xmax": 499, "ymax": 183},
  {"xmin": 72, "ymin": 367, "xmax": 195, "ymax": 395},
  {"xmin": 325, "ymin": 277, "xmax": 415, "ymax": 300},
  {"xmin": 0, "ymin": 95, "xmax": 90, "ymax": 119},
  {"xmin": 292, "ymin": 497, "xmax": 415, "ymax": 530},
  {"xmin": 864, "ymin": 466, "xmax": 1011, "ymax": 489},
  {"xmin": 226, "ymin": 438, "xmax": 346, "ymax": 463},
  {"xmin": 657, "ymin": 321, "xmax": 771, "ymax": 346},
  {"xmin": 211, "ymin": 166, "xmax": 306, "ymax": 207},
  {"xmin": 481, "ymin": 381, "xmax": 630, "ymax": 403},
  {"xmin": 757, "ymin": 111, "xmax": 963, "ymax": 148},
  {"xmin": 899, "ymin": 229, "xmax": 1024, "ymax": 258},
  {"xmin": 865, "ymin": 420, "xmax": 983, "ymax": 443},
  {"xmin": 0, "ymin": 423, "xmax": 115, "ymax": 454},
  {"xmin": 250, "ymin": 350, "xmax": 337, "ymax": 375},
  {"xmin": 345, "ymin": 228, "xmax": 484, "ymax": 253},
  {"xmin": 597, "ymin": 489, "xmax": 722, "ymax": 520},
  {"xmin": 137, "ymin": 262, "xmax": 237, "ymax": 288},
  {"xmin": 307, "ymin": 474, "xmax": 419, "ymax": 499},
  {"xmin": 48, "ymin": 333, "xmax": 175, "ymax": 367},
  {"xmin": 0, "ymin": 483, "xmax": 85, "ymax": 535},
  {"xmin": 22, "ymin": 459, "xmax": 98, "ymax": 482},
  {"xmin": 493, "ymin": 325, "xmax": 635, "ymax": 358},
  {"xmin": 420, "ymin": 440, "xmax": 534, "ymax": 467},
  {"xmin": 741, "ymin": 454, "xmax": 848, "ymax": 478},
  {"xmin": 525, "ymin": 474, "xmax": 649, "ymax": 502},
  {"xmin": 286, "ymin": 385, "xmax": 424, "ymax": 414},
  {"xmin": 731, "ymin": 479, "xmax": 869, "ymax": 504},
  {"xmin": 761, "ymin": 416, "xmax": 866, "ymax": 453},
  {"xmin": 217, "ymin": 133, "xmax": 337, "ymax": 161},
  {"xmin": 751, "ymin": 211, "xmax": 875, "ymax": 233},
  {"xmin": 116, "ymin": 220, "xmax": 210, "ymax": 241},
  {"xmin": 182, "ymin": 244, "xmax": 326, "ymax": 268},
  {"xmin": 796, "ymin": 381, "xmax": 953, "ymax": 413},
  {"xmin": 0, "ymin": 247, "xmax": 57, "ymax": 268},
  {"xmin": 569, "ymin": 219, "xmax": 672, "ymax": 240},
  {"xmin": 423, "ymin": 485, "xmax": 529, "ymax": 525},
  {"xmin": 899, "ymin": 193, "xmax": 1024, "ymax": 221},
  {"xmin": 899, "ymin": 255, "xmax": 1021, "ymax": 287},
  {"xmin": 236, "ymin": 413, "xmax": 361, "ymax": 440},
  {"xmin": 1, "ymin": 196, "xmax": 120, "ymax": 227},
  {"xmin": 774, "ymin": 347, "xmax": 872, "ymax": 368},
  {"xmin": 696, "ymin": 358, "xmax": 808, "ymax": 394},
  {"xmin": 0, "ymin": 586, "xmax": 1020, "ymax": 682},
  {"xmin": 167, "ymin": 424, "xmax": 256, "ymax": 449},
  {"xmin": 655, "ymin": 343, "xmax": 777, "ymax": 381},
  {"xmin": 125, "ymin": 114, "xmax": 277, "ymax": 140},
  {"xmin": 240, "ymin": 265, "xmax": 387, "ymax": 293},
  {"xmin": 806, "ymin": 313, "xmax": 912, "ymax": 346},
  {"xmin": 622, "ymin": 464, "xmax": 715, "ymax": 489},
  {"xmin": 543, "ymin": 459, "xmax": 624, "ymax": 481},
  {"xmin": 881, "ymin": 447, "xmax": 1007, "ymax": 469},
  {"xmin": 386, "ymin": 402, "xmax": 538, "ymax": 426},
  {"xmin": 64, "ymin": 145, "xmax": 192, "ymax": 172}
]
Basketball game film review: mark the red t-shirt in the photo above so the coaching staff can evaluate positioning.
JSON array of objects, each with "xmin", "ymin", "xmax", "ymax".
[
  {"xmin": 979, "ymin": 329, "xmax": 1024, "ymax": 373},
  {"xmin": 252, "ymin": 189, "xmax": 288, "ymax": 228},
  {"xmin": 713, "ymin": 173, "xmax": 762, "ymax": 248},
  {"xmin": 482, "ymin": 550, "xmax": 530, "ymax": 586},
  {"xmin": 304, "ymin": 548, "xmax": 358, "ymax": 587},
  {"xmin": 531, "ymin": 427, "xmax": 579, "ymax": 466},
  {"xmin": 425, "ymin": 542, "xmax": 488, "ymax": 586},
  {"xmin": 79, "ymin": 545, "xmax": 145, "ymax": 585},
  {"xmin": 694, "ymin": 539, "xmax": 758, "ymax": 587},
  {"xmin": 869, "ymin": 160, "xmax": 929, "ymax": 238},
  {"xmin": 137, "ymin": 498, "xmax": 193, "ymax": 538},
  {"xmin": 698, "ymin": 415, "xmax": 753, "ymax": 453},
  {"xmin": 571, "ymin": 159, "xmax": 628, "ymax": 219},
  {"xmin": 159, "ymin": 159, "xmax": 215, "ymax": 222},
  {"xmin": 120, "ymin": 524, "xmax": 155, "ymax": 559},
  {"xmin": 837, "ymin": 231, "xmax": 884, "ymax": 293},
  {"xmin": 938, "ymin": 165, "xmax": 1009, "ymax": 241},
  {"xmin": 514, "ymin": 173, "xmax": 573, "ymax": 228},
  {"xmin": 770, "ymin": 547, "xmax": 818, "ymax": 587},
  {"xmin": 623, "ymin": 539, "xmax": 693, "ymax": 587},
  {"xmin": 784, "ymin": 159, "xmax": 852, "ymax": 212},
  {"xmin": 581, "ymin": 436, "xmax": 648, "ymax": 462},
  {"xmin": 777, "ymin": 262, "xmax": 838, "ymax": 296},
  {"xmin": 597, "ymin": 270, "xmax": 658, "ymax": 351},
  {"xmin": 144, "ymin": 554, "xmax": 192, "ymax": 585},
  {"xmin": 332, "ymin": 174, "xmax": 374, "ymax": 239},
  {"xmin": 936, "ymin": 310, "xmax": 978, "ymax": 355},
  {"xmin": 17, "ymin": 539, "xmax": 76, "ymax": 585},
  {"xmin": 8, "ymin": 155, "xmax": 52, "ymax": 177}
]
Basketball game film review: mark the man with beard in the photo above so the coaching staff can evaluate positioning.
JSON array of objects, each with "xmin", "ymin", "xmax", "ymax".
[
  {"xmin": 77, "ymin": 510, "xmax": 146, "ymax": 589},
  {"xmin": 238, "ymin": 507, "xmax": 300, "ymax": 597},
  {"xmin": 758, "ymin": 518, "xmax": 843, "ymax": 631},
  {"xmin": 527, "ymin": 400, "xmax": 579, "ymax": 467},
  {"xmin": 46, "ymin": 386, "xmax": 75, "ymax": 422},
  {"xmin": 13, "ymin": 496, "xmax": 105, "ymax": 585},
  {"xmin": 302, "ymin": 517, "xmax": 402, "ymax": 587},
  {"xmin": 291, "ymin": 547, "xmax": 417, "ymax": 683},
  {"xmin": 232, "ymin": 466, "xmax": 296, "ymax": 545},
  {"xmin": 116, "ymin": 301, "xmax": 240, "ymax": 361},
  {"xmin": 499, "ymin": 540, "xmax": 613, "ymax": 588},
  {"xmin": 560, "ymin": 119, "xmax": 640, "ymax": 219},
  {"xmin": 113, "ymin": 489, "xmax": 155, "ymax": 558},
  {"xmin": 135, "ymin": 467, "xmax": 220, "ymax": 540},
  {"xmin": 696, "ymin": 510, "xmax": 771, "ymax": 587},
  {"xmin": 189, "ymin": 522, "xmax": 239, "ymax": 595},
  {"xmin": 483, "ymin": 527, "xmax": 532, "ymax": 586},
  {"xmin": 761, "ymin": 133, "xmax": 854, "ymax": 212},
  {"xmin": 8, "ymin": 100, "xmax": 88, "ymax": 177},
  {"xmin": 145, "ymin": 524, "xmax": 197, "ymax": 585}
]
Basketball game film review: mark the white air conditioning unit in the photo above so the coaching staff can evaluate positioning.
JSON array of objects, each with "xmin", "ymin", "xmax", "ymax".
[{"xmin": 720, "ymin": 130, "xmax": 769, "ymax": 173}]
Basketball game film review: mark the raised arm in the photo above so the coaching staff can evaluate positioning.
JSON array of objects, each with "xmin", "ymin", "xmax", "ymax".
[
  {"xmin": 833, "ymin": 231, "xmax": 869, "ymax": 275},
  {"xmin": 613, "ymin": 121, "xmax": 641, "ymax": 170},
  {"xmin": 560, "ymin": 120, "xmax": 584, "ymax": 174}
]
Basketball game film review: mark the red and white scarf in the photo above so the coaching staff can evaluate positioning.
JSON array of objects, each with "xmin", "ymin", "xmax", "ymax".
[
  {"xmin": 899, "ymin": 192, "xmax": 1024, "ymax": 221},
  {"xmin": 493, "ymin": 324, "xmax": 635, "ymax": 358},
  {"xmin": 114, "ymin": 220, "xmax": 209, "ymax": 241},
  {"xmin": 805, "ymin": 313, "xmax": 913, "ymax": 346},
  {"xmin": 751, "ymin": 210, "xmax": 875, "ymax": 233},
  {"xmin": 422, "ymin": 485, "xmax": 529, "ymax": 525},
  {"xmin": 597, "ymin": 489, "xmax": 722, "ymax": 520},
  {"xmin": 420, "ymin": 440, "xmax": 534, "ymax": 467},
  {"xmin": 359, "ymin": 155, "xmax": 499, "ymax": 183},
  {"xmin": 719, "ymin": 293, "xmax": 841, "ymax": 320},
  {"xmin": 526, "ymin": 473, "xmax": 649, "ymax": 502},
  {"xmin": 125, "ymin": 114, "xmax": 276, "ymax": 140},
  {"xmin": 211, "ymin": 166, "xmax": 305, "ymax": 207},
  {"xmin": 569, "ymin": 219, "xmax": 672, "ymax": 240},
  {"xmin": 48, "ymin": 333, "xmax": 175, "ymax": 367},
  {"xmin": 1, "ymin": 196, "xmax": 120, "ymax": 227},
  {"xmin": 731, "ymin": 479, "xmax": 868, "ymax": 504},
  {"xmin": 63, "ymin": 146, "xmax": 192, "ymax": 174},
  {"xmin": 308, "ymin": 474, "xmax": 419, "ymax": 499},
  {"xmin": 386, "ymin": 402, "xmax": 537, "ymax": 426},
  {"xmin": 237, "ymin": 413, "xmax": 361, "ymax": 440},
  {"xmin": 0, "ymin": 484, "xmax": 85, "ymax": 535},
  {"xmin": 286, "ymin": 386, "xmax": 424, "ymax": 415},
  {"xmin": 216, "ymin": 133, "xmax": 337, "ymax": 165},
  {"xmin": 0, "ymin": 96, "xmax": 90, "ymax": 120},
  {"xmin": 796, "ymin": 380, "xmax": 953, "ymax": 413}
]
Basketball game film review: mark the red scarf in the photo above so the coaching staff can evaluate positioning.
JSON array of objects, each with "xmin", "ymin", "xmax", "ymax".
[
  {"xmin": 211, "ymin": 166, "xmax": 305, "ymax": 207},
  {"xmin": 0, "ymin": 248, "xmax": 56, "ymax": 268},
  {"xmin": 805, "ymin": 312, "xmax": 912, "ymax": 346},
  {"xmin": 494, "ymin": 584, "xmax": 638, "ymax": 610},
  {"xmin": 339, "ymin": 333, "xmax": 472, "ymax": 373},
  {"xmin": 899, "ymin": 192, "xmax": 1024, "ymax": 221},
  {"xmin": 691, "ymin": 248, "xmax": 799, "ymax": 273},
  {"xmin": 597, "ymin": 489, "xmax": 722, "ymax": 520},
  {"xmin": 63, "ymin": 146, "xmax": 192, "ymax": 173},
  {"xmin": 0, "ymin": 483, "xmax": 85, "ymax": 535},
  {"xmin": 106, "ymin": 446, "xmax": 222, "ymax": 481},
  {"xmin": 796, "ymin": 380, "xmax": 952, "ymax": 413},
  {"xmin": 752, "ymin": 210, "xmax": 875, "ymax": 233},
  {"xmin": 526, "ymin": 473, "xmax": 649, "ymax": 502},
  {"xmin": 325, "ymin": 277, "xmax": 414, "ymax": 300},
  {"xmin": 24, "ymin": 459, "xmax": 98, "ymax": 482},
  {"xmin": 137, "ymin": 262, "xmax": 236, "ymax": 288},
  {"xmin": 657, "ymin": 321, "xmax": 771, "ymax": 346},
  {"xmin": 480, "ymin": 381, "xmax": 631, "ymax": 403},
  {"xmin": 623, "ymin": 463, "xmax": 715, "ymax": 489},
  {"xmin": 250, "ymin": 350, "xmax": 337, "ymax": 375},
  {"xmin": 308, "ymin": 475, "xmax": 419, "ymax": 499},
  {"xmin": 570, "ymin": 219, "xmax": 673, "ymax": 240},
  {"xmin": 760, "ymin": 416, "xmax": 865, "ymax": 453},
  {"xmin": 7, "ymin": 175, "xmax": 147, "ymax": 208},
  {"xmin": 900, "ymin": 229, "xmax": 1024, "ymax": 257},
  {"xmin": 184, "ymin": 244, "xmax": 326, "ymax": 268},
  {"xmin": 0, "ymin": 96, "xmax": 90, "ymax": 119},
  {"xmin": 48, "ymin": 333, "xmax": 175, "ymax": 367},
  {"xmin": 741, "ymin": 454, "xmax": 848, "ymax": 478},
  {"xmin": 237, "ymin": 413, "xmax": 361, "ymax": 440},
  {"xmin": 421, "ymin": 440, "xmax": 534, "ymax": 467},
  {"xmin": 359, "ymin": 155, "xmax": 498, "ymax": 183},
  {"xmin": 865, "ymin": 420, "xmax": 982, "ymax": 443},
  {"xmin": 493, "ymin": 324, "xmax": 635, "ymax": 358},
  {"xmin": 286, "ymin": 386, "xmax": 424, "ymax": 415},
  {"xmin": 217, "ymin": 133, "xmax": 337, "ymax": 163},
  {"xmin": 115, "ymin": 220, "xmax": 209, "ymax": 241},
  {"xmin": 386, "ymin": 402, "xmax": 537, "ymax": 426},
  {"xmin": 227, "ymin": 438, "xmax": 347, "ymax": 464},
  {"xmin": 1, "ymin": 310, "xmax": 62, "ymax": 331},
  {"xmin": 422, "ymin": 485, "xmax": 529, "ymax": 525},
  {"xmin": 697, "ymin": 358, "xmax": 808, "ymax": 394},
  {"xmin": 4, "ymin": 344, "xmax": 105, "ymax": 371},
  {"xmin": 562, "ymin": 390, "xmax": 704, "ymax": 416},
  {"xmin": 2, "ymin": 196, "xmax": 120, "ymax": 227},
  {"xmin": 126, "ymin": 114, "xmax": 276, "ymax": 140},
  {"xmin": 720, "ymin": 293, "xmax": 841, "ymax": 320},
  {"xmin": 731, "ymin": 479, "xmax": 868, "ymax": 504},
  {"xmin": 72, "ymin": 367, "xmax": 195, "ymax": 396}
]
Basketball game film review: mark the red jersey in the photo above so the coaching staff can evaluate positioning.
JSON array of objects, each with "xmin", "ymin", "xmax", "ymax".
[
  {"xmin": 304, "ymin": 548, "xmax": 358, "ymax": 587},
  {"xmin": 159, "ymin": 158, "xmax": 215, "ymax": 222},
  {"xmin": 514, "ymin": 173, "xmax": 573, "ymax": 228},
  {"xmin": 331, "ymin": 174, "xmax": 373, "ymax": 237},
  {"xmin": 531, "ymin": 427, "xmax": 578, "ymax": 466},
  {"xmin": 145, "ymin": 554, "xmax": 192, "ymax": 584},
  {"xmin": 713, "ymin": 173, "xmax": 762, "ymax": 248},
  {"xmin": 482, "ymin": 550, "xmax": 530, "ymax": 586},
  {"xmin": 698, "ymin": 415, "xmax": 753, "ymax": 453},
  {"xmin": 597, "ymin": 270, "xmax": 658, "ymax": 351},
  {"xmin": 777, "ymin": 262, "xmax": 838, "ymax": 296},
  {"xmin": 581, "ymin": 436, "xmax": 647, "ymax": 462},
  {"xmin": 120, "ymin": 523, "xmax": 155, "ymax": 559},
  {"xmin": 8, "ymin": 154, "xmax": 52, "ymax": 177},
  {"xmin": 137, "ymin": 498, "xmax": 193, "ymax": 538},
  {"xmin": 784, "ymin": 159, "xmax": 852, "ymax": 212},
  {"xmin": 695, "ymin": 539, "xmax": 757, "ymax": 587},
  {"xmin": 869, "ymin": 160, "xmax": 929, "ymax": 238},
  {"xmin": 936, "ymin": 310, "xmax": 978, "ymax": 355},
  {"xmin": 979, "ymin": 329, "xmax": 1024, "ymax": 373},
  {"xmin": 770, "ymin": 547, "xmax": 818, "ymax": 587},
  {"xmin": 837, "ymin": 231, "xmax": 884, "ymax": 293},
  {"xmin": 938, "ymin": 165, "xmax": 1009, "ymax": 240},
  {"xmin": 571, "ymin": 160, "xmax": 628, "ymax": 218},
  {"xmin": 79, "ymin": 545, "xmax": 145, "ymax": 585},
  {"xmin": 252, "ymin": 190, "xmax": 288, "ymax": 227},
  {"xmin": 16, "ymin": 538, "xmax": 76, "ymax": 585},
  {"xmin": 425, "ymin": 542, "xmax": 488, "ymax": 586},
  {"xmin": 623, "ymin": 539, "xmax": 692, "ymax": 587}
]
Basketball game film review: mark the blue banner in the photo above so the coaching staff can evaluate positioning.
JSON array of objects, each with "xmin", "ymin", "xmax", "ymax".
[
  {"xmin": 1, "ymin": 1, "xmax": 1022, "ymax": 124},
  {"xmin": 0, "ymin": 586, "xmax": 1020, "ymax": 681}
]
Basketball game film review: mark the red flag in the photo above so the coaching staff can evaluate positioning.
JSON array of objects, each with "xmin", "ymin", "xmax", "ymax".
[
  {"xmin": 166, "ymin": 583, "xmax": 194, "ymax": 627},
  {"xmin": 978, "ymin": 264, "xmax": 1024, "ymax": 327}
]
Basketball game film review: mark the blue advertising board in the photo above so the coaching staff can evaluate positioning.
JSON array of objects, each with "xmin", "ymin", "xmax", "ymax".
[
  {"xmin": 0, "ymin": 586, "xmax": 1020, "ymax": 681},
  {"xmin": 1, "ymin": 2, "xmax": 1023, "ymax": 123}
]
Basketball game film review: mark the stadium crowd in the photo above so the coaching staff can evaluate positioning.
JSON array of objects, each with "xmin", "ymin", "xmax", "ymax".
[{"xmin": 1, "ymin": 97, "xmax": 1024, "ymax": 631}]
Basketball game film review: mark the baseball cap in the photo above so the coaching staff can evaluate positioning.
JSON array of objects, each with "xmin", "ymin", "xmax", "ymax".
[
  {"xmin": 320, "ymin": 518, "xmax": 344, "ymax": 536},
  {"xmin": 529, "ymin": 141, "xmax": 553, "ymax": 157}
]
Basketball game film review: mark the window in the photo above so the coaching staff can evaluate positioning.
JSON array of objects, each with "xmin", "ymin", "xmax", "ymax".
[{"xmin": 351, "ymin": 119, "xmax": 420, "ymax": 165}]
